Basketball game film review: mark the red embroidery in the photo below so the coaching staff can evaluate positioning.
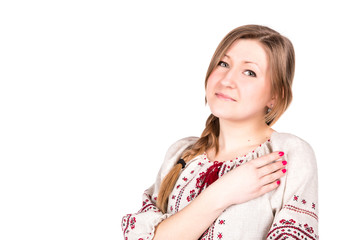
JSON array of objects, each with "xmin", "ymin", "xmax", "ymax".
[
  {"xmin": 142, "ymin": 199, "xmax": 148, "ymax": 206},
  {"xmin": 279, "ymin": 219, "xmax": 296, "ymax": 225},
  {"xmin": 284, "ymin": 205, "xmax": 318, "ymax": 221},
  {"xmin": 138, "ymin": 204, "xmax": 160, "ymax": 214},
  {"xmin": 122, "ymin": 214, "xmax": 131, "ymax": 235},
  {"xmin": 129, "ymin": 216, "xmax": 136, "ymax": 230},
  {"xmin": 200, "ymin": 222, "xmax": 216, "ymax": 240},
  {"xmin": 293, "ymin": 195, "xmax": 299, "ymax": 201},
  {"xmin": 217, "ymin": 232, "xmax": 223, "ymax": 239},
  {"xmin": 304, "ymin": 224, "xmax": 314, "ymax": 234},
  {"xmin": 174, "ymin": 178, "xmax": 194, "ymax": 212},
  {"xmin": 218, "ymin": 219, "xmax": 225, "ymax": 225},
  {"xmin": 187, "ymin": 189, "xmax": 197, "ymax": 202},
  {"xmin": 196, "ymin": 161, "xmax": 224, "ymax": 194},
  {"xmin": 267, "ymin": 219, "xmax": 318, "ymax": 240},
  {"xmin": 219, "ymin": 164, "xmax": 227, "ymax": 177}
]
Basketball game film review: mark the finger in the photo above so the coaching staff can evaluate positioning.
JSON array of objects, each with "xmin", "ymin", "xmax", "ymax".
[
  {"xmin": 258, "ymin": 180, "xmax": 281, "ymax": 196},
  {"xmin": 258, "ymin": 160, "xmax": 286, "ymax": 177},
  {"xmin": 259, "ymin": 167, "xmax": 286, "ymax": 186},
  {"xmin": 252, "ymin": 151, "xmax": 284, "ymax": 168}
]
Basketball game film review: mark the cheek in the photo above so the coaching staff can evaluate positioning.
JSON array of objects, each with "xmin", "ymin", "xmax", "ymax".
[
  {"xmin": 239, "ymin": 82, "xmax": 271, "ymax": 104},
  {"xmin": 205, "ymin": 74, "xmax": 217, "ymax": 94},
  {"xmin": 252, "ymin": 86, "xmax": 272, "ymax": 105},
  {"xmin": 257, "ymin": 80, "xmax": 272, "ymax": 97}
]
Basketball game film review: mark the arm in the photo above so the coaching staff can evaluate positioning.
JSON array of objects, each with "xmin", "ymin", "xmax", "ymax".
[
  {"xmin": 266, "ymin": 140, "xmax": 318, "ymax": 239},
  {"xmin": 154, "ymin": 151, "xmax": 287, "ymax": 240},
  {"xmin": 154, "ymin": 178, "xmax": 227, "ymax": 240},
  {"xmin": 122, "ymin": 137, "xmax": 198, "ymax": 240}
]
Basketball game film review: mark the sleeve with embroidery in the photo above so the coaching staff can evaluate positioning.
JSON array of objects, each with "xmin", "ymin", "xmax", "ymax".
[
  {"xmin": 121, "ymin": 137, "xmax": 198, "ymax": 240},
  {"xmin": 267, "ymin": 139, "xmax": 319, "ymax": 240}
]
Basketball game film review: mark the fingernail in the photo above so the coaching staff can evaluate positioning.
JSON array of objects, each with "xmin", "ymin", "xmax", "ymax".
[
  {"xmin": 282, "ymin": 169, "xmax": 287, "ymax": 173},
  {"xmin": 277, "ymin": 180, "xmax": 281, "ymax": 185},
  {"xmin": 282, "ymin": 161, "xmax": 287, "ymax": 165},
  {"xmin": 278, "ymin": 151, "xmax": 284, "ymax": 156}
]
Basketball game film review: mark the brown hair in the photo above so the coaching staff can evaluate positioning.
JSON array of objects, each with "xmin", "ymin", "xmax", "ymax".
[{"xmin": 156, "ymin": 24, "xmax": 295, "ymax": 213}]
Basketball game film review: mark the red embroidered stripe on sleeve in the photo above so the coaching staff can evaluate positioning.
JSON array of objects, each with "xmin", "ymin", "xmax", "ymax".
[{"xmin": 283, "ymin": 205, "xmax": 318, "ymax": 221}]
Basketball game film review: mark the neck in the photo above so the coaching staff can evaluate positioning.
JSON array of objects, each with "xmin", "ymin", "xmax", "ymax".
[{"xmin": 217, "ymin": 117, "xmax": 274, "ymax": 153}]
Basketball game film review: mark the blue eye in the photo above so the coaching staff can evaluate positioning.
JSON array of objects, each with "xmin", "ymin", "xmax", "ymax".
[
  {"xmin": 218, "ymin": 61, "xmax": 229, "ymax": 68},
  {"xmin": 244, "ymin": 70, "xmax": 256, "ymax": 77}
]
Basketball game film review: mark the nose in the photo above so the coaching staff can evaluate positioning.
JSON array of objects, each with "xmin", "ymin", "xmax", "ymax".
[{"xmin": 220, "ymin": 68, "xmax": 237, "ymax": 88}]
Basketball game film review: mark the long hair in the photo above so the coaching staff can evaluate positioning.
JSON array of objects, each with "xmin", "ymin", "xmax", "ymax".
[{"xmin": 156, "ymin": 24, "xmax": 295, "ymax": 213}]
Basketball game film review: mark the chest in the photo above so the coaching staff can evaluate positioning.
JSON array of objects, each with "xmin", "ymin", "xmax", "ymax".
[{"xmin": 166, "ymin": 158, "xmax": 281, "ymax": 239}]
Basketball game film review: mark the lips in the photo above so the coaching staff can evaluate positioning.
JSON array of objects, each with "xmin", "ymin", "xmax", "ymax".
[{"xmin": 215, "ymin": 92, "xmax": 236, "ymax": 102}]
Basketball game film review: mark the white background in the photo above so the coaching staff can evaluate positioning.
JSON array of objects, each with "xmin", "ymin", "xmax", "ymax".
[{"xmin": 1, "ymin": 0, "xmax": 359, "ymax": 239}]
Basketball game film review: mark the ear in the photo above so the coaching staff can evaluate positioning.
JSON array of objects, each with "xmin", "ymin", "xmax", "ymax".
[{"xmin": 267, "ymin": 96, "xmax": 276, "ymax": 108}]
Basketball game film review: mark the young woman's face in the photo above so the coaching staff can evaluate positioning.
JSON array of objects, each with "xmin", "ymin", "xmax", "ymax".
[{"xmin": 206, "ymin": 39, "xmax": 275, "ymax": 123}]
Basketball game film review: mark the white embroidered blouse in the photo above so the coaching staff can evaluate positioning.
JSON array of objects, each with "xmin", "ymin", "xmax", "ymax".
[{"xmin": 122, "ymin": 131, "xmax": 319, "ymax": 239}]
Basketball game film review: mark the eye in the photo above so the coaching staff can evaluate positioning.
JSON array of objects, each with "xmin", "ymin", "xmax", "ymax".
[
  {"xmin": 218, "ymin": 61, "xmax": 229, "ymax": 68},
  {"xmin": 244, "ymin": 70, "xmax": 257, "ymax": 77}
]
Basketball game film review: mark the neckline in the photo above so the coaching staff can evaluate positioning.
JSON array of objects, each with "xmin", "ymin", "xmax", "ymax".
[{"xmin": 202, "ymin": 130, "xmax": 277, "ymax": 164}]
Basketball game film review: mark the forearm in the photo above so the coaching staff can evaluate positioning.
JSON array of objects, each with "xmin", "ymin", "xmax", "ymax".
[{"xmin": 154, "ymin": 183, "xmax": 227, "ymax": 240}]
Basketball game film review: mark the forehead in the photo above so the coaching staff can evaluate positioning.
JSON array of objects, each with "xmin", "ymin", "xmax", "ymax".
[{"xmin": 224, "ymin": 39, "xmax": 269, "ymax": 70}]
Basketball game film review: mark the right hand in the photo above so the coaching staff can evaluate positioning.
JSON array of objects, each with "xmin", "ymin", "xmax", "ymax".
[{"xmin": 210, "ymin": 151, "xmax": 287, "ymax": 208}]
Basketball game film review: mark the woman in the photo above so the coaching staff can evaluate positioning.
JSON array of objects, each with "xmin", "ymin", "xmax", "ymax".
[{"xmin": 122, "ymin": 25, "xmax": 318, "ymax": 240}]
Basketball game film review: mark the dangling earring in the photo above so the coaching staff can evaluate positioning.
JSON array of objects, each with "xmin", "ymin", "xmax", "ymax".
[{"xmin": 267, "ymin": 104, "xmax": 273, "ymax": 113}]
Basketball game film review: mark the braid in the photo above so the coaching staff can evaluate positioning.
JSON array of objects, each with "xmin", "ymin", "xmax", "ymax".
[
  {"xmin": 182, "ymin": 114, "xmax": 219, "ymax": 161},
  {"xmin": 156, "ymin": 114, "xmax": 219, "ymax": 213}
]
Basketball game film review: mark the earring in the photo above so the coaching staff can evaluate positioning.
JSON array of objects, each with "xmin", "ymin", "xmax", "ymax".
[{"xmin": 267, "ymin": 104, "xmax": 273, "ymax": 113}]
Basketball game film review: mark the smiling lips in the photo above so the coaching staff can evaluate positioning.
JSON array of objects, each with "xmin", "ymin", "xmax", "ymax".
[{"xmin": 215, "ymin": 92, "xmax": 236, "ymax": 102}]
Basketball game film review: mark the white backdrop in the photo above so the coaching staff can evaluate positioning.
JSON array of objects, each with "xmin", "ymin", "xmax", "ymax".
[{"xmin": 1, "ymin": 0, "xmax": 359, "ymax": 239}]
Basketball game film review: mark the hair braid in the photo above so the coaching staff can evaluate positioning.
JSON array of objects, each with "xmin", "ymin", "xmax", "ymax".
[{"xmin": 156, "ymin": 114, "xmax": 219, "ymax": 213}]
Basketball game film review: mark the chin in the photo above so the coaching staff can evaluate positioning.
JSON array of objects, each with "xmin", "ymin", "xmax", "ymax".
[
  {"xmin": 210, "ymin": 108, "xmax": 240, "ymax": 121},
  {"xmin": 209, "ymin": 106, "xmax": 259, "ymax": 123}
]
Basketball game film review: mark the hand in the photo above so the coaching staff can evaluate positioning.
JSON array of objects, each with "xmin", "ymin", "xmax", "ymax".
[{"xmin": 211, "ymin": 151, "xmax": 287, "ymax": 208}]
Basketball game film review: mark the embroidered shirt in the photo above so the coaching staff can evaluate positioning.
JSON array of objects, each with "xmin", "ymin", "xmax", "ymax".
[{"xmin": 122, "ymin": 131, "xmax": 319, "ymax": 239}]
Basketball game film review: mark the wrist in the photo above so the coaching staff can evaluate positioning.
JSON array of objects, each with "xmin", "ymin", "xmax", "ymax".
[{"xmin": 200, "ymin": 181, "xmax": 231, "ymax": 212}]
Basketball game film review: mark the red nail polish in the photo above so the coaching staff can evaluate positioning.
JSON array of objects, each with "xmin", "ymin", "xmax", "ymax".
[
  {"xmin": 282, "ymin": 161, "xmax": 287, "ymax": 165},
  {"xmin": 279, "ymin": 151, "xmax": 284, "ymax": 156},
  {"xmin": 282, "ymin": 169, "xmax": 287, "ymax": 173},
  {"xmin": 277, "ymin": 180, "xmax": 280, "ymax": 185}
]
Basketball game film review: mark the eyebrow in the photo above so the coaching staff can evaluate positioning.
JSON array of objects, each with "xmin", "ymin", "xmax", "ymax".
[{"xmin": 224, "ymin": 54, "xmax": 261, "ymax": 69}]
